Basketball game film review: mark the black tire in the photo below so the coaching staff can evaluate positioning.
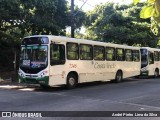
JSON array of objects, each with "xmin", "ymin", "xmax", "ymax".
[
  {"xmin": 135, "ymin": 75, "xmax": 140, "ymax": 79},
  {"xmin": 115, "ymin": 71, "xmax": 123, "ymax": 83},
  {"xmin": 154, "ymin": 69, "xmax": 159, "ymax": 78},
  {"xmin": 40, "ymin": 84, "xmax": 50, "ymax": 89},
  {"xmin": 66, "ymin": 74, "xmax": 77, "ymax": 89}
]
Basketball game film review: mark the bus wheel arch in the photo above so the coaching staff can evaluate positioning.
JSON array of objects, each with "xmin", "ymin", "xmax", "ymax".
[
  {"xmin": 115, "ymin": 70, "xmax": 123, "ymax": 83},
  {"xmin": 66, "ymin": 71, "xmax": 78, "ymax": 89},
  {"xmin": 154, "ymin": 68, "xmax": 159, "ymax": 78}
]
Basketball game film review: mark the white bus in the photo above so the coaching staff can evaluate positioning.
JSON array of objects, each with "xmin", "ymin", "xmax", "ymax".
[
  {"xmin": 140, "ymin": 47, "xmax": 160, "ymax": 77},
  {"xmin": 18, "ymin": 35, "xmax": 141, "ymax": 89}
]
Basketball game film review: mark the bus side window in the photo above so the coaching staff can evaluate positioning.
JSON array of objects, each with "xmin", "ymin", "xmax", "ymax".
[
  {"xmin": 106, "ymin": 47, "xmax": 115, "ymax": 61},
  {"xmin": 67, "ymin": 42, "xmax": 79, "ymax": 60},
  {"xmin": 80, "ymin": 44, "xmax": 93, "ymax": 60},
  {"xmin": 116, "ymin": 48, "xmax": 124, "ymax": 61},
  {"xmin": 133, "ymin": 50, "xmax": 140, "ymax": 62},
  {"xmin": 50, "ymin": 44, "xmax": 65, "ymax": 65},
  {"xmin": 154, "ymin": 51, "xmax": 159, "ymax": 61},
  {"xmin": 125, "ymin": 49, "xmax": 133, "ymax": 61},
  {"xmin": 94, "ymin": 46, "xmax": 105, "ymax": 60}
]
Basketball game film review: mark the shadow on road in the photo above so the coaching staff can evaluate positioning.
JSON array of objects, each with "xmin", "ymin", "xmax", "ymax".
[{"xmin": 0, "ymin": 77, "xmax": 143, "ymax": 92}]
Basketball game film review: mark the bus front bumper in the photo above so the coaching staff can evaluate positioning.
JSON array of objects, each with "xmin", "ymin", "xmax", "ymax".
[
  {"xmin": 19, "ymin": 75, "xmax": 49, "ymax": 86},
  {"xmin": 140, "ymin": 70, "xmax": 149, "ymax": 76}
]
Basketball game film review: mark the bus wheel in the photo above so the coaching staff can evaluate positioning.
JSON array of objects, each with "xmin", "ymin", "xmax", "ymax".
[
  {"xmin": 154, "ymin": 69, "xmax": 159, "ymax": 78},
  {"xmin": 40, "ymin": 84, "xmax": 50, "ymax": 89},
  {"xmin": 66, "ymin": 74, "xmax": 77, "ymax": 89},
  {"xmin": 115, "ymin": 71, "xmax": 123, "ymax": 83}
]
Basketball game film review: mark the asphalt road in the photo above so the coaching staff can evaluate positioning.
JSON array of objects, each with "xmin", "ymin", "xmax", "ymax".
[{"xmin": 0, "ymin": 77, "xmax": 160, "ymax": 120}]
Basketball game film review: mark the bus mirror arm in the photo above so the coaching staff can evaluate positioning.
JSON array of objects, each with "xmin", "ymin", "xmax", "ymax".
[{"xmin": 51, "ymin": 41, "xmax": 55, "ymax": 45}]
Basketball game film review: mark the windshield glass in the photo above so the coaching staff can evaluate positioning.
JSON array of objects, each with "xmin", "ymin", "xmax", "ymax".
[
  {"xmin": 140, "ymin": 49, "xmax": 148, "ymax": 68},
  {"xmin": 20, "ymin": 46, "xmax": 48, "ymax": 69}
]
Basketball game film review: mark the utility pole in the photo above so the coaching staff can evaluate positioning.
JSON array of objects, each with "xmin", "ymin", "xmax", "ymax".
[{"xmin": 71, "ymin": 0, "xmax": 74, "ymax": 38}]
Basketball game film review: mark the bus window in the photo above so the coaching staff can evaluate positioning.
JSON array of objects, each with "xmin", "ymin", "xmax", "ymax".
[
  {"xmin": 106, "ymin": 47, "xmax": 115, "ymax": 61},
  {"xmin": 149, "ymin": 52, "xmax": 154, "ymax": 64},
  {"xmin": 94, "ymin": 46, "xmax": 105, "ymax": 60},
  {"xmin": 80, "ymin": 44, "xmax": 93, "ymax": 60},
  {"xmin": 116, "ymin": 48, "xmax": 124, "ymax": 61},
  {"xmin": 50, "ymin": 44, "xmax": 65, "ymax": 65},
  {"xmin": 133, "ymin": 50, "xmax": 140, "ymax": 62},
  {"xmin": 125, "ymin": 49, "xmax": 133, "ymax": 61},
  {"xmin": 154, "ymin": 51, "xmax": 159, "ymax": 61},
  {"xmin": 67, "ymin": 43, "xmax": 79, "ymax": 60}
]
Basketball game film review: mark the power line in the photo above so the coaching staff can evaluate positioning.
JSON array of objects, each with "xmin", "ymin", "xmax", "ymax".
[
  {"xmin": 78, "ymin": 0, "xmax": 95, "ymax": 8},
  {"xmin": 79, "ymin": 0, "xmax": 88, "ymax": 10},
  {"xmin": 74, "ymin": 0, "xmax": 88, "ymax": 16}
]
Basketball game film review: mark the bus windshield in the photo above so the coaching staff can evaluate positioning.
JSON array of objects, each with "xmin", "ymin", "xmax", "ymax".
[
  {"xmin": 140, "ymin": 49, "xmax": 148, "ymax": 68},
  {"xmin": 20, "ymin": 45, "xmax": 48, "ymax": 72}
]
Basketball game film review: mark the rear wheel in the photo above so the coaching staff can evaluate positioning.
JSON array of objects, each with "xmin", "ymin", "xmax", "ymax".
[
  {"xmin": 154, "ymin": 69, "xmax": 159, "ymax": 78},
  {"xmin": 115, "ymin": 71, "xmax": 123, "ymax": 83},
  {"xmin": 66, "ymin": 74, "xmax": 77, "ymax": 89}
]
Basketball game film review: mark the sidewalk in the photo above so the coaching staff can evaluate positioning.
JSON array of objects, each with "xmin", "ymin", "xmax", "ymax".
[{"xmin": 0, "ymin": 79, "xmax": 40, "ymax": 89}]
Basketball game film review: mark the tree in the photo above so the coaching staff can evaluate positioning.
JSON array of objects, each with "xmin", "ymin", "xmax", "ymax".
[
  {"xmin": 134, "ymin": 0, "xmax": 160, "ymax": 35},
  {"xmin": 84, "ymin": 3, "xmax": 159, "ymax": 47},
  {"xmin": 0, "ymin": 0, "xmax": 69, "ymax": 71}
]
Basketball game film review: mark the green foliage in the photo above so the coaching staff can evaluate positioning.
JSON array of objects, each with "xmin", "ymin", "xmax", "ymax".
[
  {"xmin": 140, "ymin": 5, "xmax": 154, "ymax": 19},
  {"xmin": 84, "ymin": 3, "xmax": 159, "ymax": 47},
  {"xmin": 73, "ymin": 7, "xmax": 86, "ymax": 29},
  {"xmin": 0, "ymin": 0, "xmax": 70, "ymax": 46},
  {"xmin": 134, "ymin": 0, "xmax": 160, "ymax": 35},
  {"xmin": 134, "ymin": 0, "xmax": 140, "ymax": 5},
  {"xmin": 0, "ymin": 0, "xmax": 70, "ymax": 71}
]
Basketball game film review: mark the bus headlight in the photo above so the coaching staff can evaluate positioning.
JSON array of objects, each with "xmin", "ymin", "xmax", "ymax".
[
  {"xmin": 18, "ymin": 70, "xmax": 25, "ymax": 78},
  {"xmin": 39, "ymin": 71, "xmax": 47, "ymax": 78}
]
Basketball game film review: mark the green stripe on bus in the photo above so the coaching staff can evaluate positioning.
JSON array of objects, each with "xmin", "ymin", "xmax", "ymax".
[
  {"xmin": 140, "ymin": 71, "xmax": 149, "ymax": 76},
  {"xmin": 19, "ymin": 75, "xmax": 49, "ymax": 86}
]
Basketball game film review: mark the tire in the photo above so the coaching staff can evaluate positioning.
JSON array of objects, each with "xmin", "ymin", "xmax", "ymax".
[
  {"xmin": 66, "ymin": 74, "xmax": 77, "ymax": 89},
  {"xmin": 115, "ymin": 71, "xmax": 123, "ymax": 83},
  {"xmin": 40, "ymin": 84, "xmax": 50, "ymax": 89},
  {"xmin": 154, "ymin": 69, "xmax": 159, "ymax": 78}
]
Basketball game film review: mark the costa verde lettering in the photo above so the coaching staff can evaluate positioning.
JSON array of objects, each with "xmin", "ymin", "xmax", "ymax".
[
  {"xmin": 94, "ymin": 62, "xmax": 116, "ymax": 69},
  {"xmin": 94, "ymin": 62, "xmax": 105, "ymax": 69}
]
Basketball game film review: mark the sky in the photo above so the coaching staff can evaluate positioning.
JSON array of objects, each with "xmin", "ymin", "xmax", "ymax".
[
  {"xmin": 76, "ymin": 0, "xmax": 131, "ymax": 11},
  {"xmin": 70, "ymin": 0, "xmax": 146, "ymax": 12}
]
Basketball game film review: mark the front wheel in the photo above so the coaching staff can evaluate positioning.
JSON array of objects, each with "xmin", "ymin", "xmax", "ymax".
[
  {"xmin": 40, "ymin": 84, "xmax": 50, "ymax": 89},
  {"xmin": 66, "ymin": 74, "xmax": 77, "ymax": 89},
  {"xmin": 115, "ymin": 71, "xmax": 123, "ymax": 83}
]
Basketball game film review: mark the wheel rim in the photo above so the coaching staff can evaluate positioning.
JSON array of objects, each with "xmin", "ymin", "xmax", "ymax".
[
  {"xmin": 68, "ymin": 77, "xmax": 75, "ymax": 86},
  {"xmin": 155, "ymin": 71, "xmax": 159, "ymax": 77}
]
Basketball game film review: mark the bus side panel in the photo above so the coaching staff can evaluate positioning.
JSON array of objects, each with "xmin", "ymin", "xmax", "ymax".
[
  {"xmin": 148, "ymin": 64, "xmax": 156, "ymax": 76},
  {"xmin": 78, "ymin": 61, "xmax": 101, "ymax": 83},
  {"xmin": 49, "ymin": 65, "xmax": 66, "ymax": 86},
  {"xmin": 103, "ymin": 61, "xmax": 117, "ymax": 80},
  {"xmin": 123, "ymin": 62, "xmax": 141, "ymax": 78}
]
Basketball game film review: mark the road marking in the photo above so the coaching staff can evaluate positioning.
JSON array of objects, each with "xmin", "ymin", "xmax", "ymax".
[{"xmin": 48, "ymin": 92, "xmax": 160, "ymax": 110}]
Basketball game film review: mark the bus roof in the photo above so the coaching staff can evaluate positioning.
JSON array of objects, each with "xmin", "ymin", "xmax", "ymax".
[
  {"xmin": 24, "ymin": 35, "xmax": 140, "ymax": 50},
  {"xmin": 141, "ymin": 47, "xmax": 160, "ymax": 52}
]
